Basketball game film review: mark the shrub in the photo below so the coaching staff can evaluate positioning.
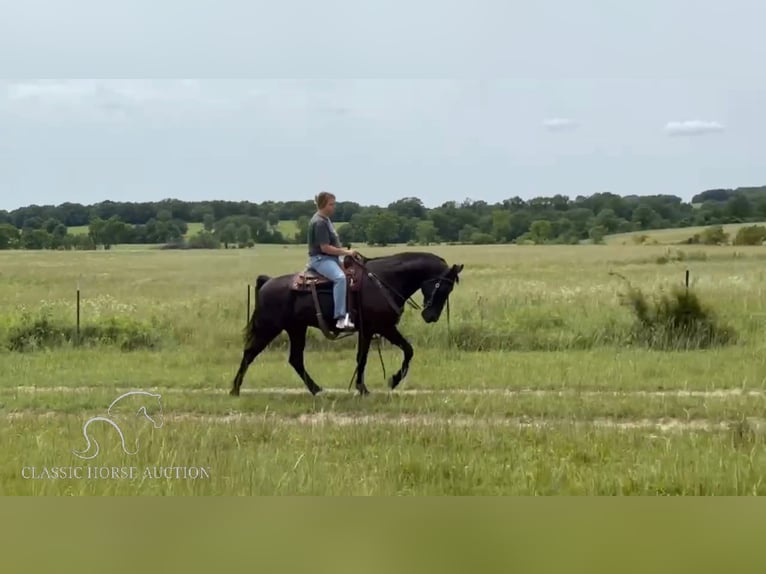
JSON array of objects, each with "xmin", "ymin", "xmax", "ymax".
[
  {"xmin": 470, "ymin": 232, "xmax": 496, "ymax": 245},
  {"xmin": 733, "ymin": 225, "xmax": 766, "ymax": 246},
  {"xmin": 655, "ymin": 248, "xmax": 707, "ymax": 265},
  {"xmin": 614, "ymin": 278, "xmax": 736, "ymax": 350},
  {"xmin": 687, "ymin": 225, "xmax": 730, "ymax": 245},
  {"xmin": 5, "ymin": 312, "xmax": 164, "ymax": 352},
  {"xmin": 188, "ymin": 230, "xmax": 221, "ymax": 249},
  {"xmin": 632, "ymin": 234, "xmax": 649, "ymax": 245}
]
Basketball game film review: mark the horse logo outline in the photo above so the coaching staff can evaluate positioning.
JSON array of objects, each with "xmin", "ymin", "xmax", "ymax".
[{"xmin": 72, "ymin": 390, "xmax": 164, "ymax": 460}]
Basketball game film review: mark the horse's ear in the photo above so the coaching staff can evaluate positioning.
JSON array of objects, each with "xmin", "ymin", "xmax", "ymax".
[{"xmin": 452, "ymin": 264, "xmax": 464, "ymax": 275}]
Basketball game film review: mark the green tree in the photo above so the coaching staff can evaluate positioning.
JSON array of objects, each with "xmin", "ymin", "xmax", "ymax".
[
  {"xmin": 553, "ymin": 218, "xmax": 576, "ymax": 243},
  {"xmin": 156, "ymin": 209, "xmax": 172, "ymax": 222},
  {"xmin": 51, "ymin": 223, "xmax": 69, "ymax": 249},
  {"xmin": 237, "ymin": 224, "xmax": 253, "ymax": 248},
  {"xmin": 0, "ymin": 224, "xmax": 20, "ymax": 249},
  {"xmin": 88, "ymin": 217, "xmax": 106, "ymax": 247},
  {"xmin": 366, "ymin": 211, "xmax": 400, "ymax": 246},
  {"xmin": 529, "ymin": 220, "xmax": 552, "ymax": 244},
  {"xmin": 90, "ymin": 215, "xmax": 129, "ymax": 249},
  {"xmin": 20, "ymin": 228, "xmax": 53, "ymax": 249},
  {"xmin": 490, "ymin": 210, "xmax": 512, "ymax": 243},
  {"xmin": 632, "ymin": 204, "xmax": 660, "ymax": 229},
  {"xmin": 294, "ymin": 216, "xmax": 310, "ymax": 243},
  {"xmin": 594, "ymin": 208, "xmax": 620, "ymax": 233},
  {"xmin": 726, "ymin": 195, "xmax": 753, "ymax": 220},
  {"xmin": 203, "ymin": 213, "xmax": 215, "ymax": 232},
  {"xmin": 338, "ymin": 223, "xmax": 357, "ymax": 247},
  {"xmin": 103, "ymin": 216, "xmax": 129, "ymax": 248},
  {"xmin": 416, "ymin": 220, "xmax": 437, "ymax": 245},
  {"xmin": 23, "ymin": 216, "xmax": 44, "ymax": 230},
  {"xmin": 588, "ymin": 225, "xmax": 607, "ymax": 244},
  {"xmin": 458, "ymin": 224, "xmax": 479, "ymax": 243},
  {"xmin": 219, "ymin": 223, "xmax": 238, "ymax": 249},
  {"xmin": 388, "ymin": 197, "xmax": 427, "ymax": 219}
]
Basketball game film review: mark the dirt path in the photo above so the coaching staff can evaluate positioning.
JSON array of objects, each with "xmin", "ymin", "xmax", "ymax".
[
  {"xmin": 7, "ymin": 385, "xmax": 765, "ymax": 398},
  {"xmin": 7, "ymin": 409, "xmax": 764, "ymax": 433}
]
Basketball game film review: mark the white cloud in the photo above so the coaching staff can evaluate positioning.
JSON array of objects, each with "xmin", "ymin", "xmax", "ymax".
[
  {"xmin": 664, "ymin": 120, "xmax": 724, "ymax": 136},
  {"xmin": 542, "ymin": 117, "xmax": 579, "ymax": 131}
]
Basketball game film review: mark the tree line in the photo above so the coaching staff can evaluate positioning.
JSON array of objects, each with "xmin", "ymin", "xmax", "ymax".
[{"xmin": 2, "ymin": 185, "xmax": 766, "ymax": 250}]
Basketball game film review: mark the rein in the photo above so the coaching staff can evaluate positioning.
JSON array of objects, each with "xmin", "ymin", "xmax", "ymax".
[{"xmin": 358, "ymin": 264, "xmax": 422, "ymax": 314}]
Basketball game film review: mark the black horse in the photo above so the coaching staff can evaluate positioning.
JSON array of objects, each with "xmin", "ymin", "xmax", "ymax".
[{"xmin": 230, "ymin": 251, "xmax": 463, "ymax": 396}]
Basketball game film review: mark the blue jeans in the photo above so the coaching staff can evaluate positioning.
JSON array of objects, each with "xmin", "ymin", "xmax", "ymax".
[{"xmin": 307, "ymin": 255, "xmax": 346, "ymax": 319}]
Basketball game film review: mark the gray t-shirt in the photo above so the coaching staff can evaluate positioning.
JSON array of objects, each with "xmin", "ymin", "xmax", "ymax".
[{"xmin": 307, "ymin": 212, "xmax": 340, "ymax": 256}]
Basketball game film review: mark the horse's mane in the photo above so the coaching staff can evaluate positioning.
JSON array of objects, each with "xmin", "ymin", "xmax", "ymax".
[
  {"xmin": 361, "ymin": 251, "xmax": 451, "ymax": 281},
  {"xmin": 363, "ymin": 251, "xmax": 447, "ymax": 265}
]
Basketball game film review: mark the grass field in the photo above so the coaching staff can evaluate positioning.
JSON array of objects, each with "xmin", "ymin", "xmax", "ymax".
[{"xmin": 2, "ymin": 243, "xmax": 766, "ymax": 495}]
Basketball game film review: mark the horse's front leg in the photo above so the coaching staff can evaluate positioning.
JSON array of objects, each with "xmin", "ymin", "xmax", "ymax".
[
  {"xmin": 380, "ymin": 326, "xmax": 413, "ymax": 390},
  {"xmin": 286, "ymin": 326, "xmax": 323, "ymax": 395},
  {"xmin": 354, "ymin": 329, "xmax": 373, "ymax": 396}
]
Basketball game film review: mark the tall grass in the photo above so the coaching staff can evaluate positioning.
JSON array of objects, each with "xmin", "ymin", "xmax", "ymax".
[
  {"xmin": 3, "ymin": 310, "xmax": 166, "ymax": 352},
  {"xmin": 0, "ymin": 244, "xmax": 756, "ymax": 354}
]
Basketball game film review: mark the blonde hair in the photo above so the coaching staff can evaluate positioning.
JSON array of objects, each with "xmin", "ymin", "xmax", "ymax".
[{"xmin": 314, "ymin": 191, "xmax": 336, "ymax": 209}]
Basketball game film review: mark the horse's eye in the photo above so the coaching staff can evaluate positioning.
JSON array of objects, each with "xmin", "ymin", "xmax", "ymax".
[{"xmin": 434, "ymin": 282, "xmax": 440, "ymax": 290}]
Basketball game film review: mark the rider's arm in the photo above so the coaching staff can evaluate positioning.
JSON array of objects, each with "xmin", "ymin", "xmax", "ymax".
[{"xmin": 320, "ymin": 243, "xmax": 351, "ymax": 256}]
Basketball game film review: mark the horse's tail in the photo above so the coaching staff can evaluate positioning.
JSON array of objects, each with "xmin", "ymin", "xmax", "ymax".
[
  {"xmin": 243, "ymin": 275, "xmax": 271, "ymax": 349},
  {"xmin": 255, "ymin": 274, "xmax": 270, "ymax": 293}
]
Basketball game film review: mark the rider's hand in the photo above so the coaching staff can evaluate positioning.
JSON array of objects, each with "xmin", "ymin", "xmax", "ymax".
[{"xmin": 346, "ymin": 248, "xmax": 359, "ymax": 258}]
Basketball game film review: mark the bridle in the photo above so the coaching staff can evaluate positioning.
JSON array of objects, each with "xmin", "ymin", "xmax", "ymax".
[
  {"xmin": 422, "ymin": 276, "xmax": 455, "ymax": 349},
  {"xmin": 355, "ymin": 257, "xmax": 456, "ymax": 347}
]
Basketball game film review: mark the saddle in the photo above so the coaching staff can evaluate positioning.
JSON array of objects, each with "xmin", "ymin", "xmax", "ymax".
[
  {"xmin": 290, "ymin": 255, "xmax": 363, "ymax": 293},
  {"xmin": 290, "ymin": 255, "xmax": 366, "ymax": 339}
]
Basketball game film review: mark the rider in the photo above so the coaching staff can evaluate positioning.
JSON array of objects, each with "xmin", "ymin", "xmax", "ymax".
[{"xmin": 306, "ymin": 191, "xmax": 358, "ymax": 331}]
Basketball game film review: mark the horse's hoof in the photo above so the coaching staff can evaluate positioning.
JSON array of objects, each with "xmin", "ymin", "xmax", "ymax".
[
  {"xmin": 388, "ymin": 377, "xmax": 399, "ymax": 390},
  {"xmin": 357, "ymin": 386, "xmax": 370, "ymax": 396},
  {"xmin": 229, "ymin": 388, "xmax": 240, "ymax": 397},
  {"xmin": 310, "ymin": 386, "xmax": 323, "ymax": 396}
]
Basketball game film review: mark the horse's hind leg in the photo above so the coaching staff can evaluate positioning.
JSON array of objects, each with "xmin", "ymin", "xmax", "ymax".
[
  {"xmin": 286, "ymin": 326, "xmax": 322, "ymax": 396},
  {"xmin": 380, "ymin": 326, "xmax": 413, "ymax": 390},
  {"xmin": 230, "ymin": 327, "xmax": 281, "ymax": 396}
]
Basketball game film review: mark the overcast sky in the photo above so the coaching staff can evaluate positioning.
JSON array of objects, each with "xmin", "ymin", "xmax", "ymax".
[{"xmin": 2, "ymin": 1, "xmax": 765, "ymax": 210}]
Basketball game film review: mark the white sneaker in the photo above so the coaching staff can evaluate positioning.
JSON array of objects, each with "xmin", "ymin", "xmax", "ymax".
[{"xmin": 335, "ymin": 315, "xmax": 355, "ymax": 330}]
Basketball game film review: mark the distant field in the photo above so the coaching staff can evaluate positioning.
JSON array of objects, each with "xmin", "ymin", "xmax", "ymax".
[
  {"xmin": 276, "ymin": 220, "xmax": 298, "ymax": 238},
  {"xmin": 605, "ymin": 221, "xmax": 766, "ymax": 245},
  {"xmin": 185, "ymin": 222, "xmax": 204, "ymax": 236}
]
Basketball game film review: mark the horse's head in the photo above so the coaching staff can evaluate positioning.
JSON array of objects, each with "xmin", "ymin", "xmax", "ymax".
[
  {"xmin": 420, "ymin": 263, "xmax": 463, "ymax": 323},
  {"xmin": 136, "ymin": 392, "xmax": 164, "ymax": 429}
]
